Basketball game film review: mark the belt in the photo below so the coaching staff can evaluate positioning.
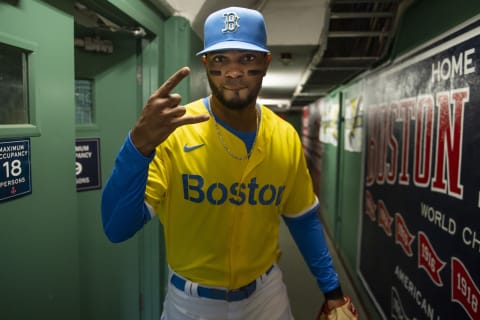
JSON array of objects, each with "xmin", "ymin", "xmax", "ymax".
[{"xmin": 170, "ymin": 265, "xmax": 274, "ymax": 302}]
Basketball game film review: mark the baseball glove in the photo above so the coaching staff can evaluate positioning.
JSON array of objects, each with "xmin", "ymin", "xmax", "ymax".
[{"xmin": 317, "ymin": 295, "xmax": 359, "ymax": 320}]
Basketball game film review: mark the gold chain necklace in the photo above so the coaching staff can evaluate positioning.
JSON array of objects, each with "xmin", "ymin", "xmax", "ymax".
[{"xmin": 209, "ymin": 98, "xmax": 260, "ymax": 160}]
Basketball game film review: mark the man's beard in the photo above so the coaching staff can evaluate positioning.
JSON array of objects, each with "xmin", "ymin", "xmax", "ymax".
[{"xmin": 207, "ymin": 75, "xmax": 262, "ymax": 110}]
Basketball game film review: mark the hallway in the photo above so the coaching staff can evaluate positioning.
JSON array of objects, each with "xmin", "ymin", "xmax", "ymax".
[
  {"xmin": 1, "ymin": 1, "xmax": 479, "ymax": 319},
  {"xmin": 279, "ymin": 222, "xmax": 370, "ymax": 319}
]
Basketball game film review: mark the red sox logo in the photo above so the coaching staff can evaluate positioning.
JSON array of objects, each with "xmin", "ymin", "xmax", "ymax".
[{"xmin": 222, "ymin": 12, "xmax": 240, "ymax": 33}]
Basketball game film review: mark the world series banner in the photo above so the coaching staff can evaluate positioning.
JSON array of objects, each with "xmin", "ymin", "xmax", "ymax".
[
  {"xmin": 343, "ymin": 81, "xmax": 364, "ymax": 153},
  {"xmin": 319, "ymin": 95, "xmax": 339, "ymax": 146},
  {"xmin": 358, "ymin": 18, "xmax": 480, "ymax": 320}
]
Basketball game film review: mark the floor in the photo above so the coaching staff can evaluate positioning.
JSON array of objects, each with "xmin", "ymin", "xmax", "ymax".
[{"xmin": 278, "ymin": 222, "xmax": 370, "ymax": 319}]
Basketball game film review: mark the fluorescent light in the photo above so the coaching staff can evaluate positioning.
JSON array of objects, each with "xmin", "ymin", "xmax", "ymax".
[{"xmin": 258, "ymin": 98, "xmax": 291, "ymax": 108}]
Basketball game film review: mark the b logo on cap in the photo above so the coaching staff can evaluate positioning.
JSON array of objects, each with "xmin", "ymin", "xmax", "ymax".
[{"xmin": 222, "ymin": 12, "xmax": 240, "ymax": 33}]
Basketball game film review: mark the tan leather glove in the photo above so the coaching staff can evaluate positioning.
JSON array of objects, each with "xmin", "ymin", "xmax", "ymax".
[{"xmin": 317, "ymin": 295, "xmax": 359, "ymax": 320}]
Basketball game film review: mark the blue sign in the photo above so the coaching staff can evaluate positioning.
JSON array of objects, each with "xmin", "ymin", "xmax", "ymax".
[
  {"xmin": 75, "ymin": 138, "xmax": 101, "ymax": 192},
  {"xmin": 359, "ymin": 19, "xmax": 480, "ymax": 320},
  {"xmin": 0, "ymin": 138, "xmax": 32, "ymax": 202}
]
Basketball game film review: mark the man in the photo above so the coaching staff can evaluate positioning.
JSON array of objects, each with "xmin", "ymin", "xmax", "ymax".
[{"xmin": 102, "ymin": 6, "xmax": 358, "ymax": 320}]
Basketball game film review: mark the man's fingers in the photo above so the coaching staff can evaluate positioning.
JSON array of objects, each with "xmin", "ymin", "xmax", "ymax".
[
  {"xmin": 172, "ymin": 114, "xmax": 210, "ymax": 127},
  {"xmin": 148, "ymin": 93, "xmax": 182, "ymax": 110},
  {"xmin": 153, "ymin": 67, "xmax": 190, "ymax": 98}
]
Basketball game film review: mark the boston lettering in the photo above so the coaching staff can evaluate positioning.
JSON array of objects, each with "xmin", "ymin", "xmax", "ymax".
[
  {"xmin": 366, "ymin": 87, "xmax": 469, "ymax": 200},
  {"xmin": 182, "ymin": 174, "xmax": 285, "ymax": 206}
]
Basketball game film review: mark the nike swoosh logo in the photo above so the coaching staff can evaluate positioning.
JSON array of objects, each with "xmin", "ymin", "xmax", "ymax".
[{"xmin": 183, "ymin": 143, "xmax": 205, "ymax": 152}]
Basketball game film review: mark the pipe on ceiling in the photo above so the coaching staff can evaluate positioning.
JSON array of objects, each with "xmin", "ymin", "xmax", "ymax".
[
  {"xmin": 292, "ymin": 0, "xmax": 331, "ymax": 100},
  {"xmin": 292, "ymin": 0, "xmax": 416, "ymax": 104}
]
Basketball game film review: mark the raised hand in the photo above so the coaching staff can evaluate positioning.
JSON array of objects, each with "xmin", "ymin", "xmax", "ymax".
[{"xmin": 130, "ymin": 67, "xmax": 210, "ymax": 156}]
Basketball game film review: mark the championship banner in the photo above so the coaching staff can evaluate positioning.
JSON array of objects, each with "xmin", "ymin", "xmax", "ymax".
[
  {"xmin": 319, "ymin": 95, "xmax": 339, "ymax": 146},
  {"xmin": 343, "ymin": 81, "xmax": 364, "ymax": 153},
  {"xmin": 358, "ymin": 18, "xmax": 480, "ymax": 320}
]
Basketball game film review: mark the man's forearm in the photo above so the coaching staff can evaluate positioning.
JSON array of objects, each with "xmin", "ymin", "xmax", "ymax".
[
  {"xmin": 282, "ymin": 208, "xmax": 341, "ymax": 294},
  {"xmin": 101, "ymin": 133, "xmax": 153, "ymax": 242}
]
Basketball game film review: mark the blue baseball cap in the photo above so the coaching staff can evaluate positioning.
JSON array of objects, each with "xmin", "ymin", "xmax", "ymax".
[{"xmin": 197, "ymin": 7, "xmax": 270, "ymax": 55}]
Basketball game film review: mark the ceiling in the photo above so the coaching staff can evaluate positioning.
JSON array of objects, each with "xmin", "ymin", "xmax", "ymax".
[
  {"xmin": 74, "ymin": 0, "xmax": 412, "ymax": 111},
  {"xmin": 151, "ymin": 0, "xmax": 412, "ymax": 111}
]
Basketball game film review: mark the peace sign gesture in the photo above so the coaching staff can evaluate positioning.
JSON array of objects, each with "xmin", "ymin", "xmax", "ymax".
[{"xmin": 130, "ymin": 67, "xmax": 210, "ymax": 156}]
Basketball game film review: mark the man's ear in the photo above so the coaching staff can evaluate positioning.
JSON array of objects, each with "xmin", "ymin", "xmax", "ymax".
[
  {"xmin": 265, "ymin": 53, "xmax": 273, "ymax": 65},
  {"xmin": 201, "ymin": 55, "xmax": 207, "ymax": 65},
  {"xmin": 263, "ymin": 53, "xmax": 273, "ymax": 76}
]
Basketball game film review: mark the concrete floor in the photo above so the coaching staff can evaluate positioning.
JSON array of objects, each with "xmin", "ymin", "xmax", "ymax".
[{"xmin": 278, "ymin": 222, "xmax": 369, "ymax": 319}]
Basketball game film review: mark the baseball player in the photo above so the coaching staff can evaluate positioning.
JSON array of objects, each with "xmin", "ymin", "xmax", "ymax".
[{"xmin": 101, "ymin": 6, "xmax": 358, "ymax": 320}]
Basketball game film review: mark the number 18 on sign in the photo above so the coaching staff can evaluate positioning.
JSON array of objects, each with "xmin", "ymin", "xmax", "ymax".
[{"xmin": 0, "ymin": 139, "xmax": 32, "ymax": 202}]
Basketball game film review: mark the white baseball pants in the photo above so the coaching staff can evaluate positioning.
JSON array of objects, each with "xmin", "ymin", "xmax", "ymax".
[{"xmin": 161, "ymin": 265, "xmax": 294, "ymax": 320}]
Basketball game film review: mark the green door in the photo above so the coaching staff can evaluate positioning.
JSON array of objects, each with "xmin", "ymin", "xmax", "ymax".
[
  {"xmin": 0, "ymin": 1, "xmax": 80, "ymax": 319},
  {"xmin": 74, "ymin": 19, "xmax": 148, "ymax": 320}
]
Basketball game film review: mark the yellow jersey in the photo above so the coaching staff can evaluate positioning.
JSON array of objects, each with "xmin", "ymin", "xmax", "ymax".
[{"xmin": 145, "ymin": 98, "xmax": 317, "ymax": 289}]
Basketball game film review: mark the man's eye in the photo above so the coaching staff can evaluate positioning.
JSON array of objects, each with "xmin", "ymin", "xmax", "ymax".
[
  {"xmin": 213, "ymin": 56, "xmax": 226, "ymax": 63},
  {"xmin": 242, "ymin": 55, "xmax": 256, "ymax": 62}
]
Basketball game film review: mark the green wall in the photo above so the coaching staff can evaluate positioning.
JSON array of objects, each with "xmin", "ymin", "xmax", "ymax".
[
  {"xmin": 190, "ymin": 29, "xmax": 210, "ymax": 101},
  {"xmin": 0, "ymin": 1, "xmax": 80, "ymax": 319},
  {"xmin": 74, "ymin": 4, "xmax": 201, "ymax": 320},
  {"xmin": 0, "ymin": 0, "xmax": 182, "ymax": 319},
  {"xmin": 75, "ymin": 30, "xmax": 142, "ymax": 320},
  {"xmin": 393, "ymin": 0, "xmax": 480, "ymax": 59},
  {"xmin": 318, "ymin": 94, "xmax": 341, "ymax": 235},
  {"xmin": 328, "ymin": 80, "xmax": 365, "ymax": 273},
  {"xmin": 74, "ymin": 1, "xmax": 169, "ymax": 320}
]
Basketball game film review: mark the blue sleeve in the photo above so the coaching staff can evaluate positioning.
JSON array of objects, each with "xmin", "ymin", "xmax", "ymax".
[
  {"xmin": 101, "ymin": 133, "xmax": 154, "ymax": 243},
  {"xmin": 282, "ymin": 209, "xmax": 340, "ymax": 293}
]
